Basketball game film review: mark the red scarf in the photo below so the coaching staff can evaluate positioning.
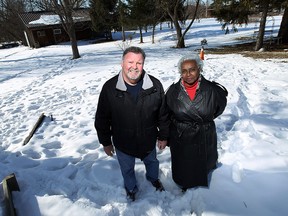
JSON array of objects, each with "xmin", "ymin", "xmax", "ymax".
[{"xmin": 183, "ymin": 79, "xmax": 199, "ymax": 100}]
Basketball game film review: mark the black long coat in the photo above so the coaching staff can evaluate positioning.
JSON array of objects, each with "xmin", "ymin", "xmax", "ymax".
[
  {"xmin": 166, "ymin": 75, "xmax": 227, "ymax": 188},
  {"xmin": 95, "ymin": 71, "xmax": 169, "ymax": 160}
]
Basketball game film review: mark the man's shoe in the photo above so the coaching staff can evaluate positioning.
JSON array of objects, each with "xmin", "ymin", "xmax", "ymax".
[
  {"xmin": 125, "ymin": 188, "xmax": 136, "ymax": 201},
  {"xmin": 181, "ymin": 187, "xmax": 187, "ymax": 193},
  {"xmin": 151, "ymin": 179, "xmax": 165, "ymax": 192},
  {"xmin": 126, "ymin": 190, "xmax": 136, "ymax": 201}
]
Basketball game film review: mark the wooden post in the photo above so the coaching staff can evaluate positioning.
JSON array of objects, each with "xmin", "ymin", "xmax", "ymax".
[
  {"xmin": 2, "ymin": 173, "xmax": 20, "ymax": 216},
  {"xmin": 23, "ymin": 113, "xmax": 46, "ymax": 145}
]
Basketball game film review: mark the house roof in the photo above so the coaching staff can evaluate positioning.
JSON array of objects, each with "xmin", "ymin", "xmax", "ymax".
[{"xmin": 19, "ymin": 8, "xmax": 91, "ymax": 28}]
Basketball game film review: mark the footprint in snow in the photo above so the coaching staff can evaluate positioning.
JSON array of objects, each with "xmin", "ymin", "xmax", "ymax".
[{"xmin": 41, "ymin": 141, "xmax": 62, "ymax": 149}]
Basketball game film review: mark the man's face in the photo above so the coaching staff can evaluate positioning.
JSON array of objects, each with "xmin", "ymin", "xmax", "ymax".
[{"xmin": 121, "ymin": 52, "xmax": 144, "ymax": 85}]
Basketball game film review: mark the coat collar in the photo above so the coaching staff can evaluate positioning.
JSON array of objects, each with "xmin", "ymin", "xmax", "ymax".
[{"xmin": 116, "ymin": 70, "xmax": 153, "ymax": 91}]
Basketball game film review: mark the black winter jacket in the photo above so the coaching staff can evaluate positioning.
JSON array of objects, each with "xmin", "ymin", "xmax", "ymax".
[
  {"xmin": 95, "ymin": 71, "xmax": 169, "ymax": 159},
  {"xmin": 166, "ymin": 75, "xmax": 227, "ymax": 188}
]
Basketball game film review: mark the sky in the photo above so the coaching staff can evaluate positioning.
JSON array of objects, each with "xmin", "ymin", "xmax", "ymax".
[{"xmin": 0, "ymin": 16, "xmax": 287, "ymax": 216}]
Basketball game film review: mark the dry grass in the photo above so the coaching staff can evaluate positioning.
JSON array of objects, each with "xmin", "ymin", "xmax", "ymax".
[{"xmin": 206, "ymin": 41, "xmax": 288, "ymax": 61}]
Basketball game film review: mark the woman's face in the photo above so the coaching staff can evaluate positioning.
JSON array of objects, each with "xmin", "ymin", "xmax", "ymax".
[{"xmin": 181, "ymin": 60, "xmax": 200, "ymax": 86}]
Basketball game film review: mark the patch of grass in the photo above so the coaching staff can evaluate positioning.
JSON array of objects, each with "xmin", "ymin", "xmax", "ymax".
[{"xmin": 206, "ymin": 42, "xmax": 288, "ymax": 60}]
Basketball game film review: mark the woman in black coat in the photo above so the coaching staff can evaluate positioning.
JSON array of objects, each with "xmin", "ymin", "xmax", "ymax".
[{"xmin": 166, "ymin": 54, "xmax": 228, "ymax": 191}]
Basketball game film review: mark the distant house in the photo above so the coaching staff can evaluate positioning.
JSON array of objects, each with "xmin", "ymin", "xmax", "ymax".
[{"xmin": 19, "ymin": 9, "xmax": 109, "ymax": 48}]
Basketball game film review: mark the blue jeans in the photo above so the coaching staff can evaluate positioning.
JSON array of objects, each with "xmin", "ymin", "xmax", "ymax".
[{"xmin": 115, "ymin": 148, "xmax": 159, "ymax": 192}]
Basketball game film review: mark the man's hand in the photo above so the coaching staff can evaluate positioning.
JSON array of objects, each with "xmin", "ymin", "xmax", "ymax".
[
  {"xmin": 157, "ymin": 140, "xmax": 167, "ymax": 150},
  {"xmin": 103, "ymin": 145, "xmax": 115, "ymax": 156}
]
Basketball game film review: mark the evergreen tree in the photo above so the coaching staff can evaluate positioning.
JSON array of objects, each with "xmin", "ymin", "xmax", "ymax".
[
  {"xmin": 118, "ymin": 0, "xmax": 129, "ymax": 41},
  {"xmin": 89, "ymin": 0, "xmax": 118, "ymax": 39},
  {"xmin": 212, "ymin": 0, "xmax": 286, "ymax": 50},
  {"xmin": 127, "ymin": 0, "xmax": 153, "ymax": 43}
]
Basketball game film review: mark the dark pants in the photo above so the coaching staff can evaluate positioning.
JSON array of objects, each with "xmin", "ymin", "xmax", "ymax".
[{"xmin": 115, "ymin": 148, "xmax": 159, "ymax": 192}]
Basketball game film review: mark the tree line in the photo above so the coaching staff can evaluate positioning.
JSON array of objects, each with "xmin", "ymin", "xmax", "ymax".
[
  {"xmin": 212, "ymin": 0, "xmax": 288, "ymax": 50},
  {"xmin": 0, "ymin": 0, "xmax": 287, "ymax": 59}
]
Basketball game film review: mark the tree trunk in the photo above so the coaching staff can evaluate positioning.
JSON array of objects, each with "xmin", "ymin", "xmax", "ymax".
[
  {"xmin": 181, "ymin": 0, "xmax": 200, "ymax": 48},
  {"xmin": 174, "ymin": 20, "xmax": 185, "ymax": 48},
  {"xmin": 139, "ymin": 26, "xmax": 143, "ymax": 43},
  {"xmin": 255, "ymin": 1, "xmax": 269, "ymax": 51},
  {"xmin": 66, "ymin": 19, "xmax": 80, "ymax": 59},
  {"xmin": 68, "ymin": 23, "xmax": 80, "ymax": 59},
  {"xmin": 152, "ymin": 25, "xmax": 155, "ymax": 44},
  {"xmin": 122, "ymin": 26, "xmax": 126, "ymax": 42},
  {"xmin": 278, "ymin": 6, "xmax": 288, "ymax": 44},
  {"xmin": 165, "ymin": 0, "xmax": 200, "ymax": 48}
]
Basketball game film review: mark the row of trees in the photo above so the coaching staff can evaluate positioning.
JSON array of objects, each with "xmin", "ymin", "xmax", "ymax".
[
  {"xmin": 1, "ymin": 0, "xmax": 287, "ymax": 59},
  {"xmin": 89, "ymin": 0, "xmax": 209, "ymax": 48},
  {"xmin": 212, "ymin": 0, "xmax": 288, "ymax": 50},
  {"xmin": 92, "ymin": 0, "xmax": 288, "ymax": 51}
]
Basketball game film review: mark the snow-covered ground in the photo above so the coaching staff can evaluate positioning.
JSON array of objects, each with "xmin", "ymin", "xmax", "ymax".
[{"xmin": 1, "ymin": 16, "xmax": 287, "ymax": 216}]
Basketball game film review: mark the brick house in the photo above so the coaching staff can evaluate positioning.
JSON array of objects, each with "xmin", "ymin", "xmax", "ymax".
[{"xmin": 19, "ymin": 9, "xmax": 108, "ymax": 48}]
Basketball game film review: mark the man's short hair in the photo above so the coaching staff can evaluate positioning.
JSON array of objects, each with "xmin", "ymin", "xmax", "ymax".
[{"xmin": 122, "ymin": 46, "xmax": 146, "ymax": 60}]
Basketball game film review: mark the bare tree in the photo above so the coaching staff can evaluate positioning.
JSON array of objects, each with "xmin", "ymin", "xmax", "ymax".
[
  {"xmin": 41, "ymin": 0, "xmax": 86, "ymax": 59},
  {"xmin": 157, "ymin": 0, "xmax": 201, "ymax": 48},
  {"xmin": 0, "ymin": 0, "xmax": 26, "ymax": 43}
]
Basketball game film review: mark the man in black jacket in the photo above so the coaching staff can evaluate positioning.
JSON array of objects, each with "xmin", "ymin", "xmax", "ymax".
[{"xmin": 94, "ymin": 46, "xmax": 169, "ymax": 201}]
